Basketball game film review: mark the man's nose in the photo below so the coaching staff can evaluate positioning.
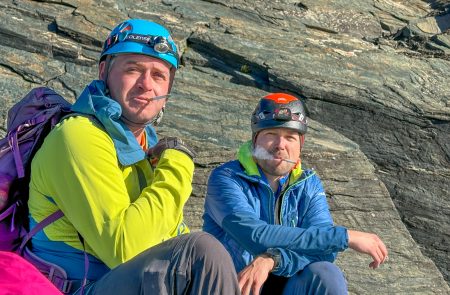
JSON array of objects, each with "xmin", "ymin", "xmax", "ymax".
[
  {"xmin": 138, "ymin": 71, "xmax": 155, "ymax": 91},
  {"xmin": 273, "ymin": 136, "xmax": 288, "ymax": 149}
]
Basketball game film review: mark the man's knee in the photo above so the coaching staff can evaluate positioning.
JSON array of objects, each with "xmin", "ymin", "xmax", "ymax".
[
  {"xmin": 284, "ymin": 262, "xmax": 347, "ymax": 295},
  {"xmin": 186, "ymin": 232, "xmax": 233, "ymax": 266},
  {"xmin": 179, "ymin": 232, "xmax": 240, "ymax": 294},
  {"xmin": 306, "ymin": 261, "xmax": 345, "ymax": 279}
]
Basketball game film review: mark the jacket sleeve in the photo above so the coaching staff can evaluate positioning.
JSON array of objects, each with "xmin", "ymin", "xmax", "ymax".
[
  {"xmin": 205, "ymin": 166, "xmax": 348, "ymax": 276},
  {"xmin": 31, "ymin": 117, "xmax": 194, "ymax": 268}
]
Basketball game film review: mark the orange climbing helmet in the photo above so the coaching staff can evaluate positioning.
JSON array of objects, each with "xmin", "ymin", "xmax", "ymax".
[{"xmin": 251, "ymin": 93, "xmax": 308, "ymax": 135}]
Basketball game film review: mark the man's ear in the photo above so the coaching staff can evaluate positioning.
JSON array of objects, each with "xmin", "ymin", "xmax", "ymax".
[{"xmin": 98, "ymin": 61, "xmax": 107, "ymax": 81}]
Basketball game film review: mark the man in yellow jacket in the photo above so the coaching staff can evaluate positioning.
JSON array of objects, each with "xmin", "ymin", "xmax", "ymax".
[{"xmin": 27, "ymin": 19, "xmax": 239, "ymax": 294}]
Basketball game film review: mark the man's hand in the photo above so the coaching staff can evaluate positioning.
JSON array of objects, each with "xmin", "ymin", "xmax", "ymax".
[
  {"xmin": 238, "ymin": 255, "xmax": 274, "ymax": 295},
  {"xmin": 147, "ymin": 137, "xmax": 196, "ymax": 163},
  {"xmin": 348, "ymin": 230, "xmax": 388, "ymax": 269}
]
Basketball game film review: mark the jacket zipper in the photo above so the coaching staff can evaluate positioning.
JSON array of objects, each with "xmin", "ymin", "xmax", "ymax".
[
  {"xmin": 278, "ymin": 173, "xmax": 316, "ymax": 225},
  {"xmin": 261, "ymin": 183, "xmax": 275, "ymax": 225}
]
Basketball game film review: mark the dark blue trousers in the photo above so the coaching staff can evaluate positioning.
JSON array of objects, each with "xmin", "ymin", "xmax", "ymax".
[{"xmin": 261, "ymin": 261, "xmax": 348, "ymax": 295}]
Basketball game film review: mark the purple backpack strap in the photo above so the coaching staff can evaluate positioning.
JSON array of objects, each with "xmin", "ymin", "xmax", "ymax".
[
  {"xmin": 8, "ymin": 116, "xmax": 49, "ymax": 179},
  {"xmin": 19, "ymin": 209, "xmax": 89, "ymax": 294},
  {"xmin": 0, "ymin": 202, "xmax": 19, "ymax": 231},
  {"xmin": 19, "ymin": 209, "xmax": 64, "ymax": 253},
  {"xmin": 8, "ymin": 130, "xmax": 25, "ymax": 179}
]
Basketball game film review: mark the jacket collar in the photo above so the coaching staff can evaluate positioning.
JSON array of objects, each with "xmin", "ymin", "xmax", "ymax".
[
  {"xmin": 237, "ymin": 141, "xmax": 304, "ymax": 185},
  {"xmin": 71, "ymin": 80, "xmax": 157, "ymax": 166}
]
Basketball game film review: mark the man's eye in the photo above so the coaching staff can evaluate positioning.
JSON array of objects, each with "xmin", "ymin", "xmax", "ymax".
[
  {"xmin": 126, "ymin": 67, "xmax": 139, "ymax": 73},
  {"xmin": 153, "ymin": 72, "xmax": 168, "ymax": 80},
  {"xmin": 286, "ymin": 135, "xmax": 298, "ymax": 141}
]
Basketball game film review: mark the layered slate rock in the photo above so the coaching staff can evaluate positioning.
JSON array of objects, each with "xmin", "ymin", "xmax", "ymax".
[{"xmin": 0, "ymin": 0, "xmax": 449, "ymax": 293}]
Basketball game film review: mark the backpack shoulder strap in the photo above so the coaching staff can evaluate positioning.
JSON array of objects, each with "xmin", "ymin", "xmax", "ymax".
[{"xmin": 19, "ymin": 210, "xmax": 64, "ymax": 253}]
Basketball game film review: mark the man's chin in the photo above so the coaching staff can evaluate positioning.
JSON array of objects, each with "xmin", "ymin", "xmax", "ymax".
[
  {"xmin": 260, "ymin": 161, "xmax": 292, "ymax": 177},
  {"xmin": 121, "ymin": 113, "xmax": 156, "ymax": 126},
  {"xmin": 272, "ymin": 167, "xmax": 292, "ymax": 176}
]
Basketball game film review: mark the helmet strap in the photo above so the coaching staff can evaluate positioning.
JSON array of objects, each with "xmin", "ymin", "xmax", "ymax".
[
  {"xmin": 100, "ymin": 55, "xmax": 115, "ymax": 83},
  {"xmin": 168, "ymin": 67, "xmax": 176, "ymax": 93},
  {"xmin": 152, "ymin": 107, "xmax": 165, "ymax": 126},
  {"xmin": 251, "ymin": 131, "xmax": 259, "ymax": 149},
  {"xmin": 299, "ymin": 134, "xmax": 305, "ymax": 152},
  {"xmin": 120, "ymin": 106, "xmax": 165, "ymax": 130}
]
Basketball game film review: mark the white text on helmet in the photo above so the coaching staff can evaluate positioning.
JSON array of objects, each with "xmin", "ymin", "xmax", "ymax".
[{"xmin": 126, "ymin": 34, "xmax": 152, "ymax": 42}]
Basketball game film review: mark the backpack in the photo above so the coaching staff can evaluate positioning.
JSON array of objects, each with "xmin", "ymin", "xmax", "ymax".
[
  {"xmin": 0, "ymin": 251, "xmax": 62, "ymax": 295},
  {"xmin": 0, "ymin": 87, "xmax": 72, "ymax": 253}
]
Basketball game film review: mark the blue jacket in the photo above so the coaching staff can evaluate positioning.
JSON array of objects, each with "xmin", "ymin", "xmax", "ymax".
[{"xmin": 203, "ymin": 141, "xmax": 349, "ymax": 277}]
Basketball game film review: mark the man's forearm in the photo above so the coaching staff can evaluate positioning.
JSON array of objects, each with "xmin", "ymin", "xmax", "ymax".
[{"xmin": 222, "ymin": 212, "xmax": 348, "ymax": 256}]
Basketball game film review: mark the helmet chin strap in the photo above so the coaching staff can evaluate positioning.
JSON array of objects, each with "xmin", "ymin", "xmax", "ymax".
[
  {"xmin": 152, "ymin": 106, "xmax": 165, "ymax": 126},
  {"xmin": 120, "ymin": 106, "xmax": 165, "ymax": 129},
  {"xmin": 119, "ymin": 92, "xmax": 168, "ymax": 128}
]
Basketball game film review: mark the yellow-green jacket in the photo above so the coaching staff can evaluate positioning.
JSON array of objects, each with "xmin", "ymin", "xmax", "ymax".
[{"xmin": 28, "ymin": 80, "xmax": 193, "ymax": 280}]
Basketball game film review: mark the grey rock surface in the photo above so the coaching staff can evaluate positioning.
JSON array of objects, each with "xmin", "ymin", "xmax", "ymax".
[{"xmin": 0, "ymin": 0, "xmax": 449, "ymax": 293}]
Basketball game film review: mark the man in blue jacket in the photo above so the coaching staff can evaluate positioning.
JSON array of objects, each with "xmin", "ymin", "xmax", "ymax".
[{"xmin": 203, "ymin": 93, "xmax": 388, "ymax": 295}]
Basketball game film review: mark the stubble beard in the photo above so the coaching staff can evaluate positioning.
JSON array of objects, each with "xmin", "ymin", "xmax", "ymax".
[{"xmin": 258, "ymin": 159, "xmax": 292, "ymax": 177}]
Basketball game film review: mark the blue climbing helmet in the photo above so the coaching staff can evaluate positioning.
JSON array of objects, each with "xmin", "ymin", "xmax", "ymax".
[{"xmin": 100, "ymin": 19, "xmax": 179, "ymax": 69}]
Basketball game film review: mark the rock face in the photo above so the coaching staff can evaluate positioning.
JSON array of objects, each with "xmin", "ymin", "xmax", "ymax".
[{"xmin": 0, "ymin": 0, "xmax": 449, "ymax": 293}]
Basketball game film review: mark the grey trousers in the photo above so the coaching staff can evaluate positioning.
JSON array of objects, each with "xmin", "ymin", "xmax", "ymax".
[{"xmin": 78, "ymin": 232, "xmax": 240, "ymax": 295}]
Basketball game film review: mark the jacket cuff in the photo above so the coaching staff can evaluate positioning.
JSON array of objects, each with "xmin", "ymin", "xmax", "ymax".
[
  {"xmin": 160, "ymin": 149, "xmax": 195, "ymax": 169},
  {"xmin": 338, "ymin": 226, "xmax": 349, "ymax": 250},
  {"xmin": 264, "ymin": 248, "xmax": 282, "ymax": 273}
]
